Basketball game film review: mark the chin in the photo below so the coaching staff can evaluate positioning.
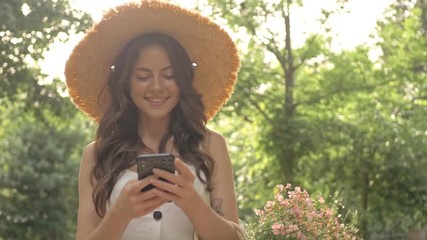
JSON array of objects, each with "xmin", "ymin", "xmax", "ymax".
[{"xmin": 142, "ymin": 112, "xmax": 171, "ymax": 121}]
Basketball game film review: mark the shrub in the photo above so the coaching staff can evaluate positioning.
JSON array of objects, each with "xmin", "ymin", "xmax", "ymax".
[{"xmin": 247, "ymin": 184, "xmax": 360, "ymax": 240}]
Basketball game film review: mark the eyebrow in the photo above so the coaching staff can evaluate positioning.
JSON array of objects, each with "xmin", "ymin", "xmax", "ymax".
[{"xmin": 134, "ymin": 66, "xmax": 173, "ymax": 72}]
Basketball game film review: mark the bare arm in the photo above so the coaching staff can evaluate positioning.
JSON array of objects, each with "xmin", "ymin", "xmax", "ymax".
[
  {"xmin": 76, "ymin": 143, "xmax": 128, "ymax": 240},
  {"xmin": 207, "ymin": 130, "xmax": 239, "ymax": 223},
  {"xmin": 76, "ymin": 143, "xmax": 165, "ymax": 240},
  {"xmin": 190, "ymin": 130, "xmax": 240, "ymax": 239}
]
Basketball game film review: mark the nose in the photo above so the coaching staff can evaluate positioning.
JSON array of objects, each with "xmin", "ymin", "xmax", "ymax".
[{"xmin": 150, "ymin": 73, "xmax": 163, "ymax": 90}]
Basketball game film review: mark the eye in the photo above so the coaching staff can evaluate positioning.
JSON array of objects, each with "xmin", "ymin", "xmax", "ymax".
[
  {"xmin": 164, "ymin": 75, "xmax": 175, "ymax": 80},
  {"xmin": 163, "ymin": 68, "xmax": 174, "ymax": 80},
  {"xmin": 136, "ymin": 76, "xmax": 150, "ymax": 81}
]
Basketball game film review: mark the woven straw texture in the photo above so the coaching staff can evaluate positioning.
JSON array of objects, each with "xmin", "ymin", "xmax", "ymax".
[{"xmin": 65, "ymin": 0, "xmax": 240, "ymax": 122}]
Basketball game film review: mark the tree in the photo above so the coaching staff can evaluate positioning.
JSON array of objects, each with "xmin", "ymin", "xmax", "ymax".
[
  {"xmin": 0, "ymin": 112, "xmax": 89, "ymax": 239},
  {"xmin": 207, "ymin": 0, "xmax": 349, "ymax": 219},
  {"xmin": 0, "ymin": 0, "xmax": 91, "ymax": 117},
  {"xmin": 208, "ymin": 0, "xmax": 348, "ymax": 185},
  {"xmin": 0, "ymin": 0, "xmax": 94, "ymax": 238},
  {"xmin": 208, "ymin": 0, "xmax": 427, "ymax": 238}
]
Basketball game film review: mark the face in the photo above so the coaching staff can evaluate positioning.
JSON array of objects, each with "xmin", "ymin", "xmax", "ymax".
[{"xmin": 129, "ymin": 44, "xmax": 180, "ymax": 121}]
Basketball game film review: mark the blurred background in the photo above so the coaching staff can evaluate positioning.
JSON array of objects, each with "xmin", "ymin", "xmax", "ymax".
[{"xmin": 0, "ymin": 0, "xmax": 426, "ymax": 239}]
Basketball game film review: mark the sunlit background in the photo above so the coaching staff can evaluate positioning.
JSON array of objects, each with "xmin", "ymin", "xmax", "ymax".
[
  {"xmin": 2, "ymin": 0, "xmax": 426, "ymax": 239},
  {"xmin": 40, "ymin": 0, "xmax": 394, "ymax": 81}
]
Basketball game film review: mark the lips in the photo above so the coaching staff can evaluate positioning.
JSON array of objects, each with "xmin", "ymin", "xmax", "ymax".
[{"xmin": 145, "ymin": 97, "xmax": 169, "ymax": 105}]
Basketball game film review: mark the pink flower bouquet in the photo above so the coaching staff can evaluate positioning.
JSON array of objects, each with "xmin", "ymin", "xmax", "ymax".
[{"xmin": 248, "ymin": 184, "xmax": 359, "ymax": 240}]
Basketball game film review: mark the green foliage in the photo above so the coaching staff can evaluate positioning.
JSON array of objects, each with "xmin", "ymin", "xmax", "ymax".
[
  {"xmin": 0, "ymin": 111, "xmax": 90, "ymax": 240},
  {"xmin": 0, "ymin": 0, "xmax": 425, "ymax": 238},
  {"xmin": 0, "ymin": 0, "xmax": 92, "ymax": 107},
  {"xmin": 294, "ymin": 5, "xmax": 427, "ymax": 235},
  {"xmin": 209, "ymin": 0, "xmax": 351, "ymax": 218},
  {"xmin": 209, "ymin": 0, "xmax": 427, "ymax": 238},
  {"xmin": 0, "ymin": 0, "xmax": 95, "ymax": 239}
]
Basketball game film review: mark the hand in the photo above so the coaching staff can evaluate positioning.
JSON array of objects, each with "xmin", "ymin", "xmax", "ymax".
[
  {"xmin": 150, "ymin": 158, "xmax": 201, "ymax": 212},
  {"xmin": 110, "ymin": 175, "xmax": 167, "ymax": 221}
]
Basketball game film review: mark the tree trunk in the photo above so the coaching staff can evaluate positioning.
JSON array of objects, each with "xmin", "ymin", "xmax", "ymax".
[{"xmin": 283, "ymin": 0, "xmax": 296, "ymax": 184}]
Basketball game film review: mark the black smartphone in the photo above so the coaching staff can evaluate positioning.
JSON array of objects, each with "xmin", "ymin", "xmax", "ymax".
[{"xmin": 137, "ymin": 153, "xmax": 175, "ymax": 192}]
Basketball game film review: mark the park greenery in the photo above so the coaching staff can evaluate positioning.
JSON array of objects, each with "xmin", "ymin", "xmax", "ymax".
[{"xmin": 1, "ymin": 0, "xmax": 426, "ymax": 239}]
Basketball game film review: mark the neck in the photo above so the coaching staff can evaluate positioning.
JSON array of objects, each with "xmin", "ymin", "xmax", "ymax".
[{"xmin": 138, "ymin": 115, "xmax": 170, "ymax": 152}]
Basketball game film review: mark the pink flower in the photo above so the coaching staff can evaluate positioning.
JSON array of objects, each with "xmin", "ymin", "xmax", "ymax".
[
  {"xmin": 334, "ymin": 217, "xmax": 340, "ymax": 229},
  {"xmin": 280, "ymin": 226, "xmax": 287, "ymax": 236},
  {"xmin": 251, "ymin": 184, "xmax": 359, "ymax": 239},
  {"xmin": 272, "ymin": 222, "xmax": 284, "ymax": 235},
  {"xmin": 286, "ymin": 224, "xmax": 299, "ymax": 233},
  {"xmin": 300, "ymin": 233, "xmax": 307, "ymax": 240},
  {"xmin": 275, "ymin": 193, "xmax": 284, "ymax": 202},
  {"xmin": 305, "ymin": 198, "xmax": 313, "ymax": 208},
  {"xmin": 265, "ymin": 201, "xmax": 275, "ymax": 211},
  {"xmin": 292, "ymin": 205, "xmax": 302, "ymax": 218},
  {"xmin": 292, "ymin": 224, "xmax": 299, "ymax": 231},
  {"xmin": 308, "ymin": 211, "xmax": 317, "ymax": 221},
  {"xmin": 296, "ymin": 231, "xmax": 303, "ymax": 239},
  {"xmin": 281, "ymin": 199, "xmax": 289, "ymax": 207},
  {"xmin": 254, "ymin": 209, "xmax": 264, "ymax": 216}
]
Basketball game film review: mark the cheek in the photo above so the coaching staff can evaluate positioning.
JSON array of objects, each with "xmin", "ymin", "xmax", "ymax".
[
  {"xmin": 130, "ymin": 80, "xmax": 147, "ymax": 93},
  {"xmin": 169, "ymin": 82, "xmax": 180, "ymax": 96}
]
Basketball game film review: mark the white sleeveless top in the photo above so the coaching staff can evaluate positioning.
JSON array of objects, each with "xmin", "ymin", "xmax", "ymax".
[{"xmin": 108, "ymin": 167, "xmax": 210, "ymax": 240}]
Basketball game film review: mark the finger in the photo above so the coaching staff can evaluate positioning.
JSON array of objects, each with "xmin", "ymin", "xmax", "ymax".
[
  {"xmin": 152, "ymin": 188, "xmax": 177, "ymax": 202},
  {"xmin": 153, "ymin": 168, "xmax": 194, "ymax": 189},
  {"xmin": 136, "ymin": 197, "xmax": 167, "ymax": 215},
  {"xmin": 151, "ymin": 169, "xmax": 190, "ymax": 190},
  {"xmin": 174, "ymin": 158, "xmax": 195, "ymax": 182},
  {"xmin": 131, "ymin": 175, "xmax": 159, "ymax": 193},
  {"xmin": 137, "ymin": 188, "xmax": 163, "ymax": 201},
  {"xmin": 128, "ymin": 187, "xmax": 158, "ymax": 205},
  {"xmin": 150, "ymin": 178, "xmax": 179, "ymax": 194},
  {"xmin": 152, "ymin": 168, "xmax": 179, "ymax": 184}
]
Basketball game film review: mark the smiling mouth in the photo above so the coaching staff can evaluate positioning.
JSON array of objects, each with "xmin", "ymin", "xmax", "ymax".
[{"xmin": 145, "ymin": 97, "xmax": 169, "ymax": 104}]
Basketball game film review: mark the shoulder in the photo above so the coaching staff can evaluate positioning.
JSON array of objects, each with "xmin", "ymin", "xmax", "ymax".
[
  {"xmin": 80, "ymin": 141, "xmax": 97, "ymax": 176},
  {"xmin": 83, "ymin": 141, "xmax": 96, "ymax": 155},
  {"xmin": 205, "ymin": 128, "xmax": 227, "ymax": 147},
  {"xmin": 82, "ymin": 141, "xmax": 96, "ymax": 164},
  {"xmin": 203, "ymin": 128, "xmax": 228, "ymax": 157},
  {"xmin": 202, "ymin": 128, "xmax": 231, "ymax": 171}
]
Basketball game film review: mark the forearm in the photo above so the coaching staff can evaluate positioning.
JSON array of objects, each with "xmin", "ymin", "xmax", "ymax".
[
  {"xmin": 77, "ymin": 210, "xmax": 129, "ymax": 240},
  {"xmin": 185, "ymin": 199, "xmax": 240, "ymax": 240}
]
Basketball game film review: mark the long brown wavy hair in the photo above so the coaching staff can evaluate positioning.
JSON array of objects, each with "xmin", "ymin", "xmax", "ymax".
[{"xmin": 92, "ymin": 32, "xmax": 214, "ymax": 217}]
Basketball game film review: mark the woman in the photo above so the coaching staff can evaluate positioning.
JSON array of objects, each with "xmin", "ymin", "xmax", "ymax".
[{"xmin": 65, "ymin": 1, "xmax": 243, "ymax": 240}]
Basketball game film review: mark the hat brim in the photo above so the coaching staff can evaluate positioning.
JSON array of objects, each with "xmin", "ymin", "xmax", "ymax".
[{"xmin": 65, "ymin": 1, "xmax": 240, "ymax": 122}]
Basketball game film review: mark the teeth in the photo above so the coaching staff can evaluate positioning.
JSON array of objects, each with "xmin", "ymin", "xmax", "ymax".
[{"xmin": 147, "ymin": 98, "xmax": 167, "ymax": 103}]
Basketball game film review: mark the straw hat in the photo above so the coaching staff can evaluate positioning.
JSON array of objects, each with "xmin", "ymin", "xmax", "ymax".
[{"xmin": 64, "ymin": 0, "xmax": 240, "ymax": 122}]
